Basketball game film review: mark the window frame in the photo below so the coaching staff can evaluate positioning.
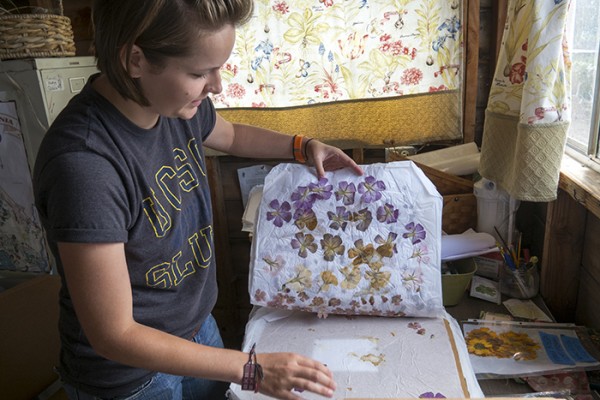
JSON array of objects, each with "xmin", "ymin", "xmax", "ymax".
[{"xmin": 565, "ymin": 0, "xmax": 600, "ymax": 173}]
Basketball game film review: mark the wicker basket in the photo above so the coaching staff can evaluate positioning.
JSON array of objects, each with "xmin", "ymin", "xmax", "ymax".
[{"xmin": 0, "ymin": 13, "xmax": 75, "ymax": 60}]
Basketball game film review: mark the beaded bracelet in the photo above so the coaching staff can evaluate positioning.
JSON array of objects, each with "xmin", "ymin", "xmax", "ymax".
[
  {"xmin": 241, "ymin": 343, "xmax": 263, "ymax": 392},
  {"xmin": 292, "ymin": 134, "xmax": 307, "ymax": 163}
]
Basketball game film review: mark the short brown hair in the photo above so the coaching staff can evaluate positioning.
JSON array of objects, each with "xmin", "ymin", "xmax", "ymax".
[{"xmin": 92, "ymin": 0, "xmax": 254, "ymax": 105}]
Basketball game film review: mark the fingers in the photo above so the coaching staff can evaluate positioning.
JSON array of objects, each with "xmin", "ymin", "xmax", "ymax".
[
  {"xmin": 306, "ymin": 141, "xmax": 363, "ymax": 177},
  {"xmin": 258, "ymin": 353, "xmax": 336, "ymax": 399}
]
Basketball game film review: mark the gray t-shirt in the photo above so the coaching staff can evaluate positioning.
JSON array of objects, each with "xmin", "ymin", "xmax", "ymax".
[{"xmin": 33, "ymin": 74, "xmax": 218, "ymax": 397}]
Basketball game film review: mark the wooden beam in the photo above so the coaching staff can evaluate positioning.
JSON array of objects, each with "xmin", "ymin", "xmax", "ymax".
[
  {"xmin": 559, "ymin": 155, "xmax": 600, "ymax": 220},
  {"xmin": 492, "ymin": 0, "xmax": 508, "ymax": 68},
  {"xmin": 463, "ymin": 0, "xmax": 480, "ymax": 144}
]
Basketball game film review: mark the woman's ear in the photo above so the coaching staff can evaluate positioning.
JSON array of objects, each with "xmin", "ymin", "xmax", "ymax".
[{"xmin": 121, "ymin": 44, "xmax": 144, "ymax": 78}]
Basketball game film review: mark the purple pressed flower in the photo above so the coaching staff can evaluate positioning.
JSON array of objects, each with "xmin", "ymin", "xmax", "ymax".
[
  {"xmin": 266, "ymin": 199, "xmax": 292, "ymax": 227},
  {"xmin": 291, "ymin": 185, "xmax": 317, "ymax": 209},
  {"xmin": 335, "ymin": 181, "xmax": 356, "ymax": 205},
  {"xmin": 419, "ymin": 393, "xmax": 446, "ymax": 398},
  {"xmin": 358, "ymin": 176, "xmax": 386, "ymax": 203},
  {"xmin": 327, "ymin": 206, "xmax": 350, "ymax": 231},
  {"xmin": 403, "ymin": 222, "xmax": 426, "ymax": 244},
  {"xmin": 290, "ymin": 232, "xmax": 318, "ymax": 258},
  {"xmin": 376, "ymin": 203, "xmax": 399, "ymax": 223},
  {"xmin": 352, "ymin": 208, "xmax": 373, "ymax": 232},
  {"xmin": 308, "ymin": 178, "xmax": 333, "ymax": 200},
  {"xmin": 320, "ymin": 233, "xmax": 345, "ymax": 261}
]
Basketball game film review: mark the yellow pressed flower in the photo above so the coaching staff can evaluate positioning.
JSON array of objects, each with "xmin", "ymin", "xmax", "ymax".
[
  {"xmin": 283, "ymin": 265, "xmax": 313, "ymax": 292},
  {"xmin": 467, "ymin": 338, "xmax": 495, "ymax": 357},
  {"xmin": 320, "ymin": 270, "xmax": 339, "ymax": 292},
  {"xmin": 340, "ymin": 264, "xmax": 361, "ymax": 289},
  {"xmin": 365, "ymin": 268, "xmax": 391, "ymax": 290}
]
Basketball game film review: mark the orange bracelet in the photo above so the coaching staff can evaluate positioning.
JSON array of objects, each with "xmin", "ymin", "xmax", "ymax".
[{"xmin": 292, "ymin": 134, "xmax": 307, "ymax": 163}]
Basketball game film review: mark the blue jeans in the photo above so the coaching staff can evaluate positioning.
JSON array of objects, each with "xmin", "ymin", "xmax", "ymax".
[{"xmin": 62, "ymin": 314, "xmax": 229, "ymax": 400}]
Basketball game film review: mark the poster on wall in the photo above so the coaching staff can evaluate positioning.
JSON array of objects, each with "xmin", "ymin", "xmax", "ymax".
[{"xmin": 0, "ymin": 101, "xmax": 50, "ymax": 273}]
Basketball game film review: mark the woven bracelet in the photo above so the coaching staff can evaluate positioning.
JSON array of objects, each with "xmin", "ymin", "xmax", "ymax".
[{"xmin": 241, "ymin": 343, "xmax": 263, "ymax": 392}]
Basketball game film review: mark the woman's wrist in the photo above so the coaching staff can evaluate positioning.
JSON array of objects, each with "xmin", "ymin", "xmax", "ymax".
[
  {"xmin": 292, "ymin": 135, "xmax": 315, "ymax": 163},
  {"xmin": 241, "ymin": 343, "xmax": 263, "ymax": 392},
  {"xmin": 303, "ymin": 138, "xmax": 315, "ymax": 162}
]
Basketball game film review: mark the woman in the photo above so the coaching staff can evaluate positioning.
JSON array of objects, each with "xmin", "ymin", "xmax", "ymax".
[{"xmin": 33, "ymin": 0, "xmax": 363, "ymax": 399}]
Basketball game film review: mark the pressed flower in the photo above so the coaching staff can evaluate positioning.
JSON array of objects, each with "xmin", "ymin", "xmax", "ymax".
[
  {"xmin": 266, "ymin": 199, "xmax": 292, "ymax": 227},
  {"xmin": 467, "ymin": 337, "xmax": 495, "ymax": 357},
  {"xmin": 348, "ymin": 239, "xmax": 376, "ymax": 266},
  {"xmin": 358, "ymin": 175, "xmax": 386, "ymax": 203},
  {"xmin": 365, "ymin": 268, "xmax": 391, "ymax": 290},
  {"xmin": 308, "ymin": 178, "xmax": 333, "ymax": 200},
  {"xmin": 310, "ymin": 297, "xmax": 325, "ymax": 306},
  {"xmin": 282, "ymin": 265, "xmax": 313, "ymax": 292},
  {"xmin": 410, "ymin": 243, "xmax": 430, "ymax": 264},
  {"xmin": 339, "ymin": 264, "xmax": 361, "ymax": 289},
  {"xmin": 293, "ymin": 207, "xmax": 318, "ymax": 230},
  {"xmin": 319, "ymin": 270, "xmax": 339, "ymax": 292},
  {"xmin": 419, "ymin": 392, "xmax": 446, "ymax": 398},
  {"xmin": 262, "ymin": 255, "xmax": 285, "ymax": 275},
  {"xmin": 321, "ymin": 233, "xmax": 345, "ymax": 261},
  {"xmin": 402, "ymin": 268, "xmax": 424, "ymax": 292},
  {"xmin": 403, "ymin": 221, "xmax": 426, "ymax": 244},
  {"xmin": 254, "ymin": 289, "xmax": 267, "ymax": 302},
  {"xmin": 408, "ymin": 322, "xmax": 422, "ymax": 330},
  {"xmin": 327, "ymin": 206, "xmax": 350, "ymax": 231},
  {"xmin": 352, "ymin": 208, "xmax": 373, "ymax": 232},
  {"xmin": 335, "ymin": 181, "xmax": 356, "ymax": 205},
  {"xmin": 291, "ymin": 185, "xmax": 317, "ymax": 209},
  {"xmin": 376, "ymin": 203, "xmax": 399, "ymax": 223},
  {"xmin": 375, "ymin": 232, "xmax": 398, "ymax": 258},
  {"xmin": 290, "ymin": 232, "xmax": 318, "ymax": 258}
]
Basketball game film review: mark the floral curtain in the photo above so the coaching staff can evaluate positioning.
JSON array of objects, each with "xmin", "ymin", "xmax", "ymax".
[
  {"xmin": 212, "ymin": 0, "xmax": 466, "ymax": 149},
  {"xmin": 479, "ymin": 0, "xmax": 572, "ymax": 202}
]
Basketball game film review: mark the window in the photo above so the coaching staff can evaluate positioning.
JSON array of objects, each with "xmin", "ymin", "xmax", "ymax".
[{"xmin": 568, "ymin": 0, "xmax": 600, "ymax": 168}]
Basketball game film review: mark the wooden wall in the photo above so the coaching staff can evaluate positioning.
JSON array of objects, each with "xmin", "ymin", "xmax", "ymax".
[
  {"xmin": 576, "ymin": 214, "xmax": 600, "ymax": 327},
  {"xmin": 541, "ymin": 156, "xmax": 600, "ymax": 327}
]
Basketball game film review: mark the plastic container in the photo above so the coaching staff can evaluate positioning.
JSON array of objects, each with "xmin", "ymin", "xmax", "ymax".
[
  {"xmin": 442, "ymin": 258, "xmax": 478, "ymax": 306},
  {"xmin": 473, "ymin": 178, "xmax": 511, "ymax": 242},
  {"xmin": 500, "ymin": 262, "xmax": 540, "ymax": 299}
]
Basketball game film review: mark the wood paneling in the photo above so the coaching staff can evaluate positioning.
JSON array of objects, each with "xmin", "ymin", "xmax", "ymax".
[
  {"xmin": 540, "ymin": 190, "xmax": 586, "ymax": 322},
  {"xmin": 576, "ymin": 214, "xmax": 600, "ymax": 328}
]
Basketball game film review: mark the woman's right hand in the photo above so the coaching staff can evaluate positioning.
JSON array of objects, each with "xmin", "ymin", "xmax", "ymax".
[{"xmin": 256, "ymin": 352, "xmax": 336, "ymax": 399}]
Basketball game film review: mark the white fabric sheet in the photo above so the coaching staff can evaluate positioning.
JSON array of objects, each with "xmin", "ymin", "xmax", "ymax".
[{"xmin": 249, "ymin": 161, "xmax": 444, "ymax": 318}]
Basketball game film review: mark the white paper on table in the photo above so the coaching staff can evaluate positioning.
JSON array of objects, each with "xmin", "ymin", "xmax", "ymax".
[
  {"xmin": 229, "ymin": 307, "xmax": 483, "ymax": 399},
  {"xmin": 441, "ymin": 229, "xmax": 499, "ymax": 261},
  {"xmin": 503, "ymin": 299, "xmax": 553, "ymax": 322}
]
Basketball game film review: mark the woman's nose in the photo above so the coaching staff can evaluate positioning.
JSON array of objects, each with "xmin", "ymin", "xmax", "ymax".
[{"xmin": 206, "ymin": 71, "xmax": 223, "ymax": 95}]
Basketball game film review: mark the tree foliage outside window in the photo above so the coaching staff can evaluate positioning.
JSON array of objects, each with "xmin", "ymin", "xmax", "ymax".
[{"xmin": 568, "ymin": 0, "xmax": 600, "ymax": 163}]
